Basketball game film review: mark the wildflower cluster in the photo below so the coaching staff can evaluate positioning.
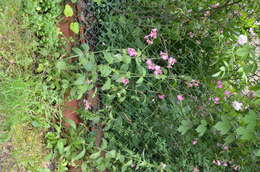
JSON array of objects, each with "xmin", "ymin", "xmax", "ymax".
[{"xmin": 144, "ymin": 28, "xmax": 157, "ymax": 44}]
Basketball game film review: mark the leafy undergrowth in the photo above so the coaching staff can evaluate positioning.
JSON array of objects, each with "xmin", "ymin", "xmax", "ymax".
[{"xmin": 0, "ymin": 0, "xmax": 63, "ymax": 171}]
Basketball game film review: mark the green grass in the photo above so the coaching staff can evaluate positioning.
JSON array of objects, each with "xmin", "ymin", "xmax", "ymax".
[{"xmin": 0, "ymin": 1, "xmax": 56, "ymax": 171}]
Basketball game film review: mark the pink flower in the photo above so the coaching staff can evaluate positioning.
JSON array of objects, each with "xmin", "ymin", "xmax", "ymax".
[
  {"xmin": 192, "ymin": 140, "xmax": 198, "ymax": 145},
  {"xmin": 160, "ymin": 51, "xmax": 168, "ymax": 60},
  {"xmin": 120, "ymin": 77, "xmax": 129, "ymax": 85},
  {"xmin": 146, "ymin": 59, "xmax": 155, "ymax": 70},
  {"xmin": 158, "ymin": 94, "xmax": 165, "ymax": 99},
  {"xmin": 214, "ymin": 97, "xmax": 220, "ymax": 104},
  {"xmin": 191, "ymin": 80, "xmax": 200, "ymax": 87},
  {"xmin": 217, "ymin": 80, "xmax": 223, "ymax": 88},
  {"xmin": 223, "ymin": 146, "xmax": 229, "ymax": 151},
  {"xmin": 144, "ymin": 28, "xmax": 158, "ymax": 45},
  {"xmin": 167, "ymin": 57, "xmax": 177, "ymax": 68},
  {"xmin": 224, "ymin": 90, "xmax": 231, "ymax": 96},
  {"xmin": 148, "ymin": 63, "xmax": 155, "ymax": 70},
  {"xmin": 223, "ymin": 162, "xmax": 228, "ymax": 167},
  {"xmin": 212, "ymin": 160, "xmax": 221, "ymax": 166},
  {"xmin": 154, "ymin": 65, "xmax": 162, "ymax": 76},
  {"xmin": 177, "ymin": 95, "xmax": 184, "ymax": 101},
  {"xmin": 146, "ymin": 39, "xmax": 153, "ymax": 45},
  {"xmin": 193, "ymin": 167, "xmax": 200, "ymax": 172},
  {"xmin": 83, "ymin": 99, "xmax": 92, "ymax": 110},
  {"xmin": 127, "ymin": 48, "xmax": 137, "ymax": 57},
  {"xmin": 189, "ymin": 32, "xmax": 194, "ymax": 38},
  {"xmin": 187, "ymin": 82, "xmax": 193, "ymax": 87},
  {"xmin": 146, "ymin": 59, "xmax": 153, "ymax": 65},
  {"xmin": 150, "ymin": 28, "xmax": 157, "ymax": 39}
]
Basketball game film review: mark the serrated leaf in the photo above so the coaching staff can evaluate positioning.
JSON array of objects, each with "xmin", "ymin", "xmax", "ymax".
[
  {"xmin": 177, "ymin": 119, "xmax": 193, "ymax": 135},
  {"xmin": 70, "ymin": 22, "xmax": 80, "ymax": 34},
  {"xmin": 224, "ymin": 135, "xmax": 235, "ymax": 144},
  {"xmin": 64, "ymin": 4, "xmax": 73, "ymax": 17},
  {"xmin": 107, "ymin": 150, "xmax": 117, "ymax": 158},
  {"xmin": 236, "ymin": 127, "xmax": 254, "ymax": 140},
  {"xmin": 122, "ymin": 160, "xmax": 133, "ymax": 172},
  {"xmin": 73, "ymin": 148, "xmax": 85, "ymax": 161},
  {"xmin": 103, "ymin": 52, "xmax": 114, "ymax": 64},
  {"xmin": 196, "ymin": 120, "xmax": 207, "ymax": 137},
  {"xmin": 214, "ymin": 120, "xmax": 231, "ymax": 135},
  {"xmin": 73, "ymin": 47, "xmax": 83, "ymax": 57},
  {"xmin": 56, "ymin": 61, "xmax": 67, "ymax": 72},
  {"xmin": 102, "ymin": 78, "xmax": 111, "ymax": 90},
  {"xmin": 99, "ymin": 65, "xmax": 112, "ymax": 77},
  {"xmin": 243, "ymin": 110, "xmax": 256, "ymax": 126},
  {"xmin": 90, "ymin": 151, "xmax": 100, "ymax": 159},
  {"xmin": 74, "ymin": 74, "xmax": 85, "ymax": 85}
]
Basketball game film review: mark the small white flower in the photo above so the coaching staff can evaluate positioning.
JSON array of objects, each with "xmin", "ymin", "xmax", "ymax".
[
  {"xmin": 237, "ymin": 35, "xmax": 248, "ymax": 45},
  {"xmin": 232, "ymin": 101, "xmax": 243, "ymax": 111}
]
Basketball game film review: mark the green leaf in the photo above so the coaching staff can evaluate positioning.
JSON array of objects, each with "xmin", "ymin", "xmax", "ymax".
[
  {"xmin": 57, "ymin": 140, "xmax": 64, "ymax": 154},
  {"xmin": 243, "ymin": 110, "xmax": 256, "ymax": 126},
  {"xmin": 195, "ymin": 120, "xmax": 207, "ymax": 137},
  {"xmin": 177, "ymin": 119, "xmax": 193, "ymax": 135},
  {"xmin": 255, "ymin": 90, "xmax": 260, "ymax": 97},
  {"xmin": 99, "ymin": 65, "xmax": 112, "ymax": 77},
  {"xmin": 224, "ymin": 135, "xmax": 235, "ymax": 144},
  {"xmin": 65, "ymin": 119, "xmax": 76, "ymax": 130},
  {"xmin": 101, "ymin": 139, "xmax": 108, "ymax": 149},
  {"xmin": 71, "ymin": 0, "xmax": 77, "ymax": 3},
  {"xmin": 92, "ymin": 0, "xmax": 102, "ymax": 5},
  {"xmin": 136, "ymin": 77, "xmax": 144, "ymax": 84},
  {"xmin": 81, "ymin": 162, "xmax": 88, "ymax": 172},
  {"xmin": 73, "ymin": 47, "xmax": 83, "ymax": 57},
  {"xmin": 107, "ymin": 150, "xmax": 117, "ymax": 158},
  {"xmin": 236, "ymin": 127, "xmax": 254, "ymax": 140},
  {"xmin": 212, "ymin": 71, "xmax": 221, "ymax": 77},
  {"xmin": 137, "ymin": 65, "xmax": 146, "ymax": 76},
  {"xmin": 122, "ymin": 55, "xmax": 131, "ymax": 64},
  {"xmin": 214, "ymin": 120, "xmax": 231, "ymax": 135},
  {"xmin": 122, "ymin": 160, "xmax": 133, "ymax": 172},
  {"xmin": 236, "ymin": 46, "xmax": 250, "ymax": 58},
  {"xmin": 256, "ymin": 149, "xmax": 260, "ymax": 157},
  {"xmin": 102, "ymin": 78, "xmax": 111, "ymax": 90},
  {"xmin": 90, "ymin": 151, "xmax": 100, "ymax": 159},
  {"xmin": 39, "ymin": 168, "xmax": 51, "ymax": 172},
  {"xmin": 74, "ymin": 74, "xmax": 85, "ymax": 85},
  {"xmin": 73, "ymin": 148, "xmax": 85, "ymax": 161},
  {"xmin": 103, "ymin": 52, "xmax": 114, "ymax": 64},
  {"xmin": 64, "ymin": 4, "xmax": 73, "ymax": 17},
  {"xmin": 56, "ymin": 61, "xmax": 67, "ymax": 72},
  {"xmin": 79, "ymin": 56, "xmax": 88, "ymax": 66},
  {"xmin": 70, "ymin": 22, "xmax": 80, "ymax": 34}
]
